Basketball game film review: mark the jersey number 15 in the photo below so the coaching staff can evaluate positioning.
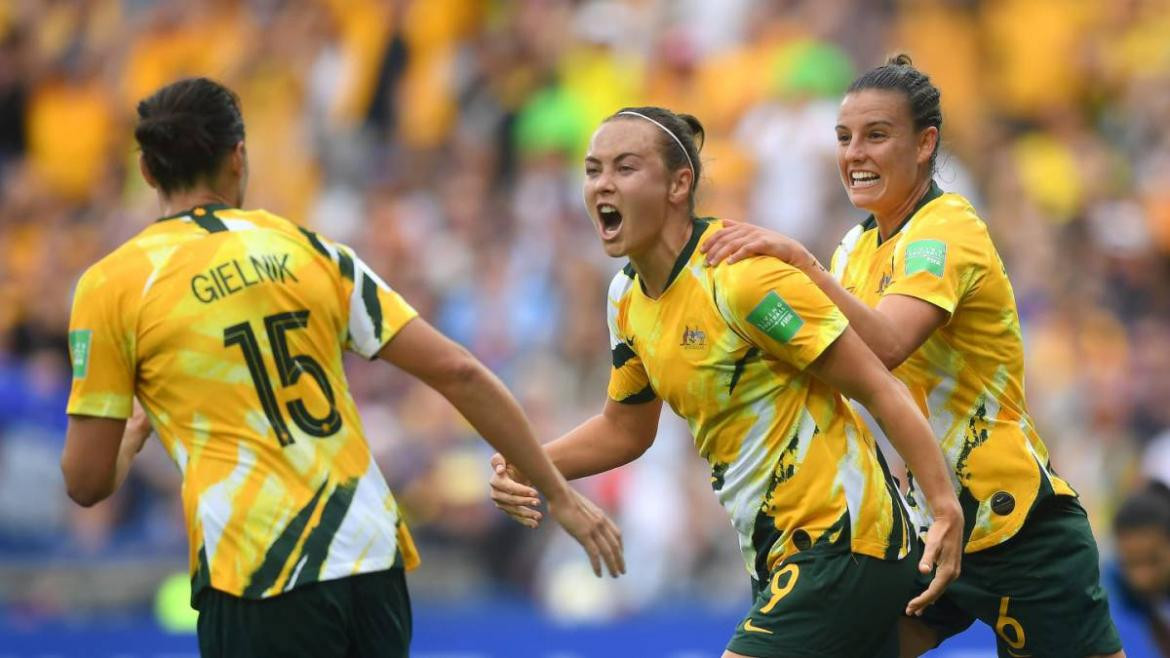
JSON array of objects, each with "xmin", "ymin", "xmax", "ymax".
[{"xmin": 224, "ymin": 310, "xmax": 342, "ymax": 446}]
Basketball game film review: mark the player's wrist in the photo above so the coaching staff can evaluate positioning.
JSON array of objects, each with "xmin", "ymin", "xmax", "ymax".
[
  {"xmin": 925, "ymin": 494, "xmax": 961, "ymax": 521},
  {"xmin": 541, "ymin": 481, "xmax": 573, "ymax": 508},
  {"xmin": 794, "ymin": 249, "xmax": 823, "ymax": 273}
]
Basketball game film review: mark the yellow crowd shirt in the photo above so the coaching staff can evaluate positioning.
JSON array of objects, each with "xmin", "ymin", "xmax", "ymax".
[
  {"xmin": 66, "ymin": 204, "xmax": 420, "ymax": 602},
  {"xmin": 608, "ymin": 219, "xmax": 911, "ymax": 582},
  {"xmin": 830, "ymin": 184, "xmax": 1077, "ymax": 553}
]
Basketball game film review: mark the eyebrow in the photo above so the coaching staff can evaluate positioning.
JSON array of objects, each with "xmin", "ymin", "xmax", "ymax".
[
  {"xmin": 836, "ymin": 120, "xmax": 895, "ymax": 131},
  {"xmin": 584, "ymin": 152, "xmax": 643, "ymax": 164}
]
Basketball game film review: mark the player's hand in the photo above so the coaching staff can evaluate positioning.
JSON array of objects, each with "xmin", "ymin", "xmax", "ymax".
[
  {"xmin": 906, "ymin": 501, "xmax": 962, "ymax": 616},
  {"xmin": 123, "ymin": 400, "xmax": 154, "ymax": 455},
  {"xmin": 700, "ymin": 220, "xmax": 819, "ymax": 270},
  {"xmin": 544, "ymin": 486, "xmax": 625, "ymax": 579},
  {"xmin": 488, "ymin": 454, "xmax": 543, "ymax": 528}
]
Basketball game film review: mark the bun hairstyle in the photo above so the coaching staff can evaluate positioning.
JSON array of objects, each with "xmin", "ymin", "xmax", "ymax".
[
  {"xmin": 847, "ymin": 54, "xmax": 943, "ymax": 173},
  {"xmin": 607, "ymin": 106, "xmax": 705, "ymax": 212},
  {"xmin": 135, "ymin": 77, "xmax": 245, "ymax": 194}
]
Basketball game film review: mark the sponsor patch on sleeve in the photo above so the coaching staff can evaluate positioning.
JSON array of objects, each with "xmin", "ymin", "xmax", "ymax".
[
  {"xmin": 746, "ymin": 291, "xmax": 804, "ymax": 343},
  {"xmin": 69, "ymin": 329, "xmax": 92, "ymax": 379},
  {"xmin": 904, "ymin": 239, "xmax": 947, "ymax": 277}
]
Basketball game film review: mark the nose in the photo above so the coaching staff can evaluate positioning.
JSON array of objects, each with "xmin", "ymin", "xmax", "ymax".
[
  {"xmin": 843, "ymin": 136, "xmax": 865, "ymax": 164},
  {"xmin": 596, "ymin": 167, "xmax": 616, "ymax": 192},
  {"xmin": 588, "ymin": 168, "xmax": 616, "ymax": 199}
]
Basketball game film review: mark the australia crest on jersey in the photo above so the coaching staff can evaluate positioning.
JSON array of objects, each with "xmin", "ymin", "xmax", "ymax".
[
  {"xmin": 877, "ymin": 254, "xmax": 895, "ymax": 294},
  {"xmin": 680, "ymin": 325, "xmax": 707, "ymax": 350}
]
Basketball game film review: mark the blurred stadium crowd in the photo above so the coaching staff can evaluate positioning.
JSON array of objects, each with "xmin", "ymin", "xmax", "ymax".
[{"xmin": 1, "ymin": 0, "xmax": 1169, "ymax": 630}]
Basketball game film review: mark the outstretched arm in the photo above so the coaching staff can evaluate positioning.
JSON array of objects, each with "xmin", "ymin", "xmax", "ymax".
[
  {"xmin": 488, "ymin": 396, "xmax": 662, "ymax": 526},
  {"xmin": 546, "ymin": 397, "xmax": 663, "ymax": 480},
  {"xmin": 379, "ymin": 317, "xmax": 626, "ymax": 577}
]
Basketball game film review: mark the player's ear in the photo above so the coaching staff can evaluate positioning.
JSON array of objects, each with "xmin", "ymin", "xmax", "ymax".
[
  {"xmin": 917, "ymin": 126, "xmax": 938, "ymax": 167},
  {"xmin": 669, "ymin": 168, "xmax": 692, "ymax": 205},
  {"xmin": 230, "ymin": 140, "xmax": 247, "ymax": 176}
]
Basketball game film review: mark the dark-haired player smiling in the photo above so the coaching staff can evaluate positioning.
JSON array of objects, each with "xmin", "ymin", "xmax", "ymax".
[{"xmin": 703, "ymin": 54, "xmax": 1124, "ymax": 658}]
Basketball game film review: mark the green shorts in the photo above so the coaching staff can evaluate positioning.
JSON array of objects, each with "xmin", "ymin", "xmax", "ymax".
[
  {"xmin": 727, "ymin": 544, "xmax": 918, "ymax": 657},
  {"xmin": 196, "ymin": 567, "xmax": 411, "ymax": 658},
  {"xmin": 914, "ymin": 495, "xmax": 1121, "ymax": 657}
]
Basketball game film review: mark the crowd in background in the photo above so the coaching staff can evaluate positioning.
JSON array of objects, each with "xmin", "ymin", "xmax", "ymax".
[{"xmin": 1, "ymin": 0, "xmax": 1169, "ymax": 624}]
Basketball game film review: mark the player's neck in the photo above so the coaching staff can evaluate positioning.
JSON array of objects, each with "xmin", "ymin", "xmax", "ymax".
[
  {"xmin": 158, "ymin": 188, "xmax": 238, "ymax": 217},
  {"xmin": 629, "ymin": 214, "xmax": 694, "ymax": 299},
  {"xmin": 874, "ymin": 176, "xmax": 932, "ymax": 242}
]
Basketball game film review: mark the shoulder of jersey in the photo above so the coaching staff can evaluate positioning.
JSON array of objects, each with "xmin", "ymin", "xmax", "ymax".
[
  {"xmin": 84, "ymin": 224, "xmax": 160, "ymax": 282},
  {"xmin": 710, "ymin": 250, "xmax": 803, "ymax": 280},
  {"xmin": 109, "ymin": 209, "xmax": 314, "ymax": 276},
  {"xmin": 915, "ymin": 192, "xmax": 987, "ymax": 235},
  {"xmin": 215, "ymin": 208, "xmax": 338, "ymax": 256},
  {"xmin": 215, "ymin": 207, "xmax": 299, "ymax": 233},
  {"xmin": 695, "ymin": 218, "xmax": 789, "ymax": 276},
  {"xmin": 608, "ymin": 263, "xmax": 637, "ymax": 302}
]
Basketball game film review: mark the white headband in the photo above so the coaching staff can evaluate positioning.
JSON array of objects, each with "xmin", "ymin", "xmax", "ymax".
[{"xmin": 617, "ymin": 111, "xmax": 695, "ymax": 185}]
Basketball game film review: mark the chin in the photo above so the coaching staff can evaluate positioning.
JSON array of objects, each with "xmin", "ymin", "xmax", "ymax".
[
  {"xmin": 600, "ymin": 240, "xmax": 627, "ymax": 259},
  {"xmin": 847, "ymin": 188, "xmax": 880, "ymax": 211}
]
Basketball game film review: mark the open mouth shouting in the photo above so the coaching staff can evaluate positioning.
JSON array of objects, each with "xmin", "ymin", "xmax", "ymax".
[{"xmin": 598, "ymin": 203, "xmax": 623, "ymax": 240}]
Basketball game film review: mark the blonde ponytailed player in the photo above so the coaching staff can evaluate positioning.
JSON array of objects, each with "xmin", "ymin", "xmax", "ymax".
[
  {"xmin": 60, "ymin": 77, "xmax": 624, "ymax": 658},
  {"xmin": 489, "ymin": 106, "xmax": 962, "ymax": 657},
  {"xmin": 702, "ymin": 54, "xmax": 1124, "ymax": 658}
]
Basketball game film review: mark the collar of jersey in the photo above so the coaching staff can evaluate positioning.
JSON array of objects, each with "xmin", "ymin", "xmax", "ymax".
[
  {"xmin": 633, "ymin": 217, "xmax": 712, "ymax": 299},
  {"xmin": 861, "ymin": 181, "xmax": 943, "ymax": 246},
  {"xmin": 155, "ymin": 203, "xmax": 235, "ymax": 223}
]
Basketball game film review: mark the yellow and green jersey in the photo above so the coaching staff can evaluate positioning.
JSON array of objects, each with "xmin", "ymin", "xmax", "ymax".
[
  {"xmin": 830, "ymin": 184, "xmax": 1076, "ymax": 553},
  {"xmin": 66, "ymin": 204, "xmax": 420, "ymax": 602},
  {"xmin": 608, "ymin": 218, "xmax": 911, "ymax": 582}
]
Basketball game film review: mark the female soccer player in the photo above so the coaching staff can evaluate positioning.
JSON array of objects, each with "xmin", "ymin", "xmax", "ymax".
[
  {"xmin": 700, "ymin": 55, "xmax": 1125, "ymax": 658},
  {"xmin": 59, "ymin": 77, "xmax": 624, "ymax": 658},
  {"xmin": 489, "ymin": 105, "xmax": 962, "ymax": 657}
]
